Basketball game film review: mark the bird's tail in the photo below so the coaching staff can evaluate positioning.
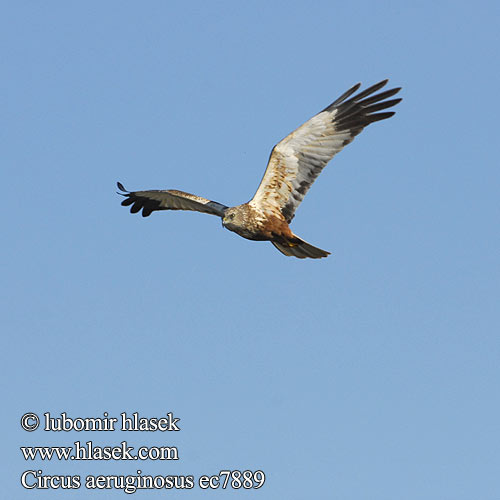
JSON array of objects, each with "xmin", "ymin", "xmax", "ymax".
[{"xmin": 271, "ymin": 236, "xmax": 330, "ymax": 259}]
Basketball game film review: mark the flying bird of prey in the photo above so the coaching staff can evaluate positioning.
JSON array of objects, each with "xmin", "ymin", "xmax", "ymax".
[{"xmin": 118, "ymin": 79, "xmax": 401, "ymax": 259}]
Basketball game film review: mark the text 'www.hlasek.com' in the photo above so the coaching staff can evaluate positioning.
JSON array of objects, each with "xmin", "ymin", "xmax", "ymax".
[{"xmin": 19, "ymin": 411, "xmax": 265, "ymax": 494}]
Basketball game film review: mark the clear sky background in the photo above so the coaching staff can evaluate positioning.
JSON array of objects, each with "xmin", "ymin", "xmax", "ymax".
[{"xmin": 2, "ymin": 1, "xmax": 499, "ymax": 498}]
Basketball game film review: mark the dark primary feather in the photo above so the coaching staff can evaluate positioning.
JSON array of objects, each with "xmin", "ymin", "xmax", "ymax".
[
  {"xmin": 325, "ymin": 79, "xmax": 402, "ymax": 135},
  {"xmin": 117, "ymin": 182, "xmax": 162, "ymax": 217}
]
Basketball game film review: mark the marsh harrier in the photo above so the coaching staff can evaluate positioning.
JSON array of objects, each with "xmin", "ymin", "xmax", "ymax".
[{"xmin": 118, "ymin": 79, "xmax": 401, "ymax": 259}]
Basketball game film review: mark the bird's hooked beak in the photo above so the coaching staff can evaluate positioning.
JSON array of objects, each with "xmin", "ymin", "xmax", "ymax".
[{"xmin": 221, "ymin": 210, "xmax": 230, "ymax": 227}]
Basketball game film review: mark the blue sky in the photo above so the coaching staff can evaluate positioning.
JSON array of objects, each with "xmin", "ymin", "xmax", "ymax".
[{"xmin": 2, "ymin": 1, "xmax": 499, "ymax": 498}]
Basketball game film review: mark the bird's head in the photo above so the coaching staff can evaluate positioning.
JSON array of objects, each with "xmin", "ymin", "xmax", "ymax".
[
  {"xmin": 222, "ymin": 207, "xmax": 238, "ymax": 229},
  {"xmin": 222, "ymin": 206, "xmax": 251, "ymax": 234}
]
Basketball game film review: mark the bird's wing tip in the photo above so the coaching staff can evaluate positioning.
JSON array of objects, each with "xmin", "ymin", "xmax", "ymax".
[{"xmin": 116, "ymin": 181, "xmax": 130, "ymax": 196}]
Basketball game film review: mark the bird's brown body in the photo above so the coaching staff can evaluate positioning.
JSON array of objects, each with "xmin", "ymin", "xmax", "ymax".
[
  {"xmin": 221, "ymin": 203, "xmax": 324, "ymax": 256},
  {"xmin": 222, "ymin": 204, "xmax": 291, "ymax": 241}
]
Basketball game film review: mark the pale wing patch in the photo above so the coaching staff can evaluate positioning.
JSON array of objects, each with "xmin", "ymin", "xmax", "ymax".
[
  {"xmin": 117, "ymin": 182, "xmax": 228, "ymax": 218},
  {"xmin": 251, "ymin": 80, "xmax": 401, "ymax": 222}
]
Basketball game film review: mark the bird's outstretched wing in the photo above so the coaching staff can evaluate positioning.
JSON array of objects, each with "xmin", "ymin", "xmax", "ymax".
[
  {"xmin": 117, "ymin": 182, "xmax": 228, "ymax": 217},
  {"xmin": 250, "ymin": 80, "xmax": 402, "ymax": 222}
]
